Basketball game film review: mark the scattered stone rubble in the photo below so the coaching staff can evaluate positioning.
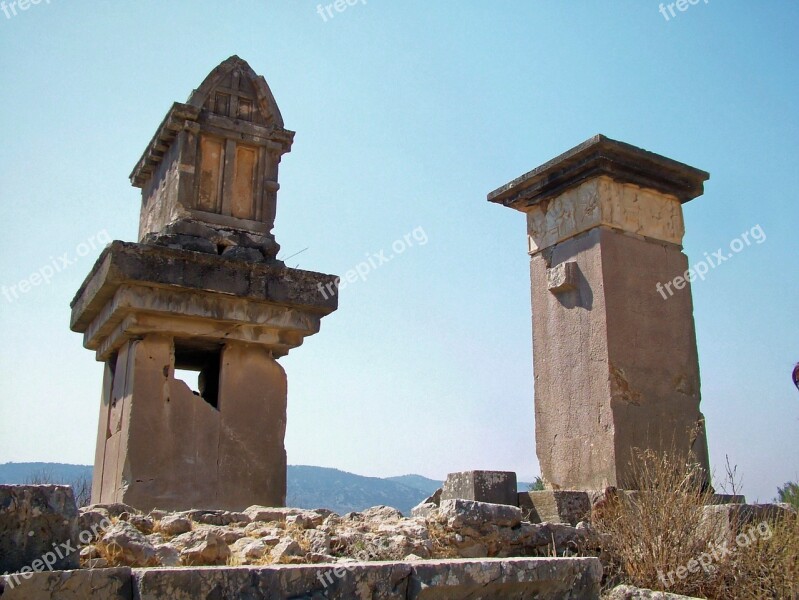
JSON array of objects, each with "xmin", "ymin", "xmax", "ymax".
[{"xmin": 76, "ymin": 499, "xmax": 597, "ymax": 570}]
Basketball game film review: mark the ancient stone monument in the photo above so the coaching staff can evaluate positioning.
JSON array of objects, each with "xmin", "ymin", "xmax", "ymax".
[
  {"xmin": 488, "ymin": 135, "xmax": 711, "ymax": 492},
  {"xmin": 70, "ymin": 56, "xmax": 338, "ymax": 512}
]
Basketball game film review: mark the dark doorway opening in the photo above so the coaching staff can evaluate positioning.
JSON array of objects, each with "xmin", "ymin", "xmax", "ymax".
[{"xmin": 174, "ymin": 340, "xmax": 222, "ymax": 410}]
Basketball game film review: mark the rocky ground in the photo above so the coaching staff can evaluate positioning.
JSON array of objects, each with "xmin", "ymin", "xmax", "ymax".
[{"xmin": 78, "ymin": 499, "xmax": 595, "ymax": 570}]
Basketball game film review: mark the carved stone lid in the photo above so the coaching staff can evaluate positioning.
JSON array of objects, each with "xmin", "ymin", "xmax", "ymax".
[{"xmin": 488, "ymin": 134, "xmax": 709, "ymax": 211}]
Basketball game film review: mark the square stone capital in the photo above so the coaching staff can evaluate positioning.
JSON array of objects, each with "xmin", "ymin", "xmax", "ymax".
[{"xmin": 524, "ymin": 176, "xmax": 686, "ymax": 253}]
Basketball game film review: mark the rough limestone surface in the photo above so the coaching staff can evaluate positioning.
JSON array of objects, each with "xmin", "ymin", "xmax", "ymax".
[
  {"xmin": 437, "ymin": 499, "xmax": 522, "ymax": 528},
  {"xmin": 0, "ymin": 485, "xmax": 79, "ymax": 574},
  {"xmin": 605, "ymin": 585, "xmax": 703, "ymax": 599},
  {"xmin": 0, "ymin": 568, "xmax": 131, "ymax": 600},
  {"xmin": 69, "ymin": 501, "xmax": 595, "ymax": 570},
  {"xmin": 519, "ymin": 490, "xmax": 596, "ymax": 525},
  {"xmin": 0, "ymin": 496, "xmax": 605, "ymax": 597},
  {"xmin": 156, "ymin": 514, "xmax": 192, "ymax": 536},
  {"xmin": 441, "ymin": 471, "xmax": 518, "ymax": 506},
  {"xmin": 132, "ymin": 557, "xmax": 601, "ymax": 600},
  {"xmin": 0, "ymin": 560, "xmax": 601, "ymax": 599},
  {"xmin": 96, "ymin": 521, "xmax": 159, "ymax": 567},
  {"xmin": 244, "ymin": 505, "xmax": 330, "ymax": 525}
]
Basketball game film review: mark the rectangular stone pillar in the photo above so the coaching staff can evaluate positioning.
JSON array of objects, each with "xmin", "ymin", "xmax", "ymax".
[
  {"xmin": 92, "ymin": 334, "xmax": 223, "ymax": 510},
  {"xmin": 217, "ymin": 341, "xmax": 287, "ymax": 509},
  {"xmin": 488, "ymin": 135, "xmax": 711, "ymax": 491}
]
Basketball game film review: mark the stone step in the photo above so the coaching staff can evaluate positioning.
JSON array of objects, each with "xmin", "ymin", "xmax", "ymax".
[{"xmin": 1, "ymin": 557, "xmax": 602, "ymax": 599}]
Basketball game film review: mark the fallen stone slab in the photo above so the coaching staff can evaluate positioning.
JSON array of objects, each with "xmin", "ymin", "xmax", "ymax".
[
  {"xmin": 244, "ymin": 505, "xmax": 330, "ymax": 525},
  {"xmin": 437, "ymin": 498, "xmax": 523, "ymax": 529},
  {"xmin": 0, "ymin": 568, "xmax": 131, "ymax": 600},
  {"xmin": 0, "ymin": 485, "xmax": 79, "ymax": 574},
  {"xmin": 605, "ymin": 585, "xmax": 703, "ymax": 599},
  {"xmin": 133, "ymin": 557, "xmax": 602, "ymax": 599}
]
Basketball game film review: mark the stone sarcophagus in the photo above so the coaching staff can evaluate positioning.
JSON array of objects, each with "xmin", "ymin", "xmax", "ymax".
[
  {"xmin": 130, "ymin": 56, "xmax": 294, "ymax": 260},
  {"xmin": 70, "ymin": 57, "xmax": 337, "ymax": 512}
]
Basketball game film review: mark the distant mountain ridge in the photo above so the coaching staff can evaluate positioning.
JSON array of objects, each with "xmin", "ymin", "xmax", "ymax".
[
  {"xmin": 0, "ymin": 463, "xmax": 534, "ymax": 515},
  {"xmin": 0, "ymin": 463, "xmax": 439, "ymax": 515},
  {"xmin": 287, "ymin": 466, "xmax": 438, "ymax": 514},
  {"xmin": 0, "ymin": 462, "xmax": 92, "ymax": 486},
  {"xmin": 385, "ymin": 474, "xmax": 443, "ymax": 496}
]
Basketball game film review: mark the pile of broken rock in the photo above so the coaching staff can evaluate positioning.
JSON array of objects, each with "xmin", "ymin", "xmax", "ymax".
[{"xmin": 79, "ymin": 499, "xmax": 594, "ymax": 569}]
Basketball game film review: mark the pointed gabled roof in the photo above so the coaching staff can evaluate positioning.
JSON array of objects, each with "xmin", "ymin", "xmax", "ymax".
[
  {"xmin": 130, "ymin": 56, "xmax": 294, "ymax": 188},
  {"xmin": 186, "ymin": 55, "xmax": 284, "ymax": 128}
]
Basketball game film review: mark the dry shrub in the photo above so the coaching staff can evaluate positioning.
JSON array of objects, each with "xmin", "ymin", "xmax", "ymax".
[
  {"xmin": 726, "ymin": 512, "xmax": 799, "ymax": 599},
  {"xmin": 593, "ymin": 449, "xmax": 714, "ymax": 596},
  {"xmin": 71, "ymin": 474, "xmax": 93, "ymax": 508},
  {"xmin": 592, "ymin": 449, "xmax": 799, "ymax": 599}
]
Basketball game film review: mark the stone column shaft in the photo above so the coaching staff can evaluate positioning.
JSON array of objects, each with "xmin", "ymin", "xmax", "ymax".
[{"xmin": 489, "ymin": 135, "xmax": 711, "ymax": 490}]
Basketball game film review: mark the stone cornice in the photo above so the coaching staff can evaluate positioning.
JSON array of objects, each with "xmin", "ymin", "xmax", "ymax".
[{"xmin": 488, "ymin": 134, "xmax": 709, "ymax": 211}]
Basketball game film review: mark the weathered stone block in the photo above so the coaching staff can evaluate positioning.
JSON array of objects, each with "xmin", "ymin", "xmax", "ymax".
[
  {"xmin": 244, "ymin": 506, "xmax": 330, "ymax": 525},
  {"xmin": 0, "ymin": 568, "xmax": 131, "ymax": 600},
  {"xmin": 133, "ymin": 563, "xmax": 413, "ymax": 599},
  {"xmin": 518, "ymin": 490, "xmax": 593, "ymax": 525},
  {"xmin": 700, "ymin": 503, "xmax": 794, "ymax": 543},
  {"xmin": 441, "ymin": 471, "xmax": 517, "ymax": 506},
  {"xmin": 131, "ymin": 558, "xmax": 602, "ymax": 599},
  {"xmin": 409, "ymin": 557, "xmax": 601, "ymax": 599},
  {"xmin": 606, "ymin": 584, "xmax": 702, "ymax": 599},
  {"xmin": 0, "ymin": 485, "xmax": 79, "ymax": 575},
  {"xmin": 437, "ymin": 499, "xmax": 523, "ymax": 529},
  {"xmin": 547, "ymin": 261, "xmax": 578, "ymax": 293},
  {"xmin": 85, "ymin": 333, "xmax": 292, "ymax": 512}
]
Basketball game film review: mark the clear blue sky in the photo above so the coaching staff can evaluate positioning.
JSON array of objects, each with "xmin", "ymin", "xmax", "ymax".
[{"xmin": 0, "ymin": 1, "xmax": 796, "ymax": 502}]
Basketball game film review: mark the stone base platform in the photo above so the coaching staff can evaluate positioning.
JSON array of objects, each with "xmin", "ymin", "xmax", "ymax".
[
  {"xmin": 0, "ymin": 557, "xmax": 602, "ymax": 599},
  {"xmin": 519, "ymin": 490, "xmax": 752, "ymax": 526}
]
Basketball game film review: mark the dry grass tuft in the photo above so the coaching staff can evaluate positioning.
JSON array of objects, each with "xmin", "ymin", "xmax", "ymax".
[
  {"xmin": 591, "ymin": 449, "xmax": 799, "ymax": 599},
  {"xmin": 592, "ymin": 449, "xmax": 714, "ymax": 596}
]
